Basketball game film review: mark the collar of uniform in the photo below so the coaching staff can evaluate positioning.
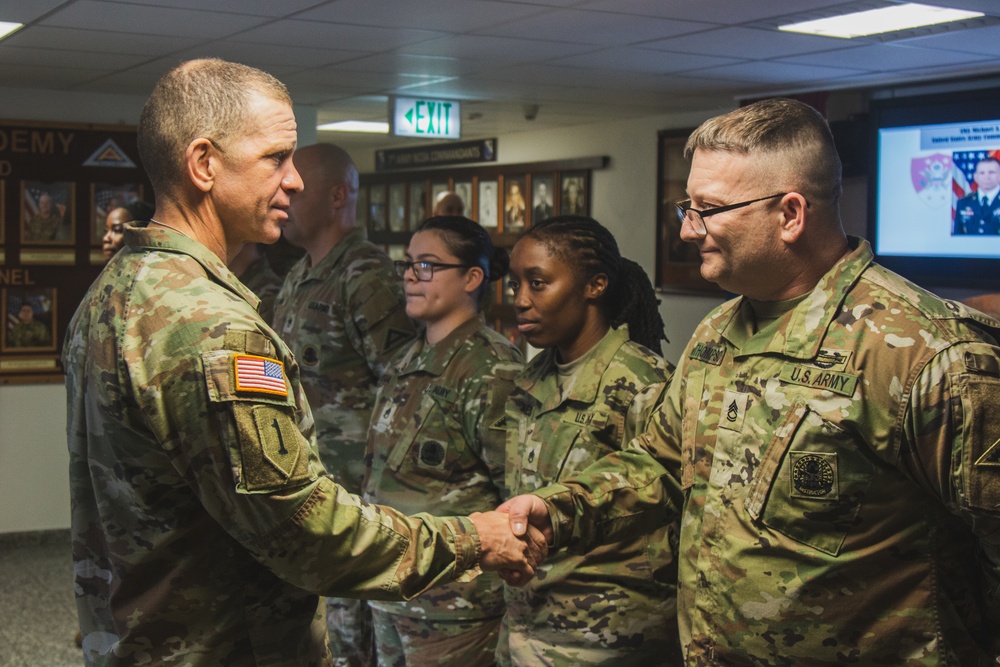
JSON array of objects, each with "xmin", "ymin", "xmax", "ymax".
[
  {"xmin": 516, "ymin": 325, "xmax": 628, "ymax": 414},
  {"xmin": 123, "ymin": 221, "xmax": 260, "ymax": 308},
  {"xmin": 712, "ymin": 236, "xmax": 872, "ymax": 360},
  {"xmin": 295, "ymin": 226, "xmax": 367, "ymax": 283},
  {"xmin": 397, "ymin": 313, "xmax": 486, "ymax": 377}
]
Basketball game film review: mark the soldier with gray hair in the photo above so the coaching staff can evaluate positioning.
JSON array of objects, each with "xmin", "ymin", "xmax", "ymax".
[
  {"xmin": 64, "ymin": 58, "xmax": 547, "ymax": 666},
  {"xmin": 503, "ymin": 97, "xmax": 1000, "ymax": 664}
]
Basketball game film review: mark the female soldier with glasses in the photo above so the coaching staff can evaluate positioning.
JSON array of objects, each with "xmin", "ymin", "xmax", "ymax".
[{"xmin": 364, "ymin": 216, "xmax": 524, "ymax": 666}]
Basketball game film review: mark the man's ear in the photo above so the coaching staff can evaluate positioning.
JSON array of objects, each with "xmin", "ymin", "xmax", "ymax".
[
  {"xmin": 778, "ymin": 192, "xmax": 808, "ymax": 243},
  {"xmin": 186, "ymin": 138, "xmax": 217, "ymax": 193},
  {"xmin": 329, "ymin": 183, "xmax": 349, "ymax": 210},
  {"xmin": 585, "ymin": 273, "xmax": 608, "ymax": 301}
]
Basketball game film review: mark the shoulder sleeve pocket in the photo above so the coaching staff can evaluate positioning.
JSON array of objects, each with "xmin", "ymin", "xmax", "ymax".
[{"xmin": 959, "ymin": 375, "xmax": 1000, "ymax": 512}]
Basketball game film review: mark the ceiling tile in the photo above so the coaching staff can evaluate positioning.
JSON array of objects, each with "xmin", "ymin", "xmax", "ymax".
[
  {"xmin": 782, "ymin": 42, "xmax": 998, "ymax": 72},
  {"xmin": 0, "ymin": 0, "xmax": 66, "ymax": 23},
  {"xmin": 684, "ymin": 60, "xmax": 867, "ymax": 85},
  {"xmin": 3, "ymin": 25, "xmax": 202, "ymax": 55},
  {"xmin": 401, "ymin": 34, "xmax": 597, "ymax": 62},
  {"xmin": 898, "ymin": 22, "xmax": 1000, "ymax": 57},
  {"xmin": 39, "ymin": 0, "xmax": 269, "ymax": 39},
  {"xmin": 575, "ymin": 0, "xmax": 858, "ymax": 24},
  {"xmin": 0, "ymin": 45, "xmax": 148, "ymax": 69},
  {"xmin": 231, "ymin": 18, "xmax": 446, "ymax": 52},
  {"xmin": 475, "ymin": 8, "xmax": 714, "ymax": 45},
  {"xmin": 548, "ymin": 47, "xmax": 744, "ymax": 75},
  {"xmin": 297, "ymin": 0, "xmax": 551, "ymax": 32},
  {"xmin": 109, "ymin": 0, "xmax": 327, "ymax": 16},
  {"xmin": 640, "ymin": 26, "xmax": 847, "ymax": 59}
]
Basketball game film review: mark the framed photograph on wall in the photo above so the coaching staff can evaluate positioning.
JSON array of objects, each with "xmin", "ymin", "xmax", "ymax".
[
  {"xmin": 478, "ymin": 180, "xmax": 498, "ymax": 228},
  {"xmin": 357, "ymin": 185, "xmax": 369, "ymax": 228},
  {"xmin": 503, "ymin": 175, "xmax": 527, "ymax": 232},
  {"xmin": 454, "ymin": 180, "xmax": 473, "ymax": 216},
  {"xmin": 2, "ymin": 287, "xmax": 57, "ymax": 353},
  {"xmin": 21, "ymin": 181, "xmax": 75, "ymax": 245},
  {"xmin": 369, "ymin": 184, "xmax": 387, "ymax": 232},
  {"xmin": 560, "ymin": 172, "xmax": 587, "ymax": 216},
  {"xmin": 388, "ymin": 182, "xmax": 406, "ymax": 231},
  {"xmin": 531, "ymin": 174, "xmax": 554, "ymax": 224},
  {"xmin": 409, "ymin": 181, "xmax": 428, "ymax": 227},
  {"xmin": 655, "ymin": 128, "xmax": 723, "ymax": 293},
  {"xmin": 92, "ymin": 183, "xmax": 143, "ymax": 245}
]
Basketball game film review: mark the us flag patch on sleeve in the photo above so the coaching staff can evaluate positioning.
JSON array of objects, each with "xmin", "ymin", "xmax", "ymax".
[{"xmin": 234, "ymin": 354, "xmax": 288, "ymax": 396}]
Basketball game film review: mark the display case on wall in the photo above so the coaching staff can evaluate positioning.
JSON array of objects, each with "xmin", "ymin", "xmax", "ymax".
[{"xmin": 359, "ymin": 156, "xmax": 607, "ymax": 347}]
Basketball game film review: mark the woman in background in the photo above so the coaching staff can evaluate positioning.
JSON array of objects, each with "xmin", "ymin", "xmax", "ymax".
[
  {"xmin": 364, "ymin": 216, "xmax": 524, "ymax": 667},
  {"xmin": 499, "ymin": 215, "xmax": 680, "ymax": 666}
]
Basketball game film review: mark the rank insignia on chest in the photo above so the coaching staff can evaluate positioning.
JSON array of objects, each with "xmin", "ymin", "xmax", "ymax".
[
  {"xmin": 690, "ymin": 341, "xmax": 726, "ymax": 366},
  {"xmin": 234, "ymin": 354, "xmax": 288, "ymax": 397},
  {"xmin": 719, "ymin": 390, "xmax": 750, "ymax": 432}
]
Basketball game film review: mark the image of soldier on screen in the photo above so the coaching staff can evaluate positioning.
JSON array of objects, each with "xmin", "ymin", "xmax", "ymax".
[{"xmin": 952, "ymin": 151, "xmax": 1000, "ymax": 235}]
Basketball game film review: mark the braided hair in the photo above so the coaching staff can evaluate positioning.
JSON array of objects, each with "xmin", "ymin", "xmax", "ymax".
[
  {"xmin": 413, "ymin": 215, "xmax": 509, "ymax": 305},
  {"xmin": 520, "ymin": 215, "xmax": 667, "ymax": 354}
]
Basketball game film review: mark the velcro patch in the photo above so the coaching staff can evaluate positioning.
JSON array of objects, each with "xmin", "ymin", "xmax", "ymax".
[
  {"xmin": 779, "ymin": 365, "xmax": 858, "ymax": 397},
  {"xmin": 234, "ymin": 354, "xmax": 288, "ymax": 396},
  {"xmin": 790, "ymin": 451, "xmax": 838, "ymax": 500},
  {"xmin": 689, "ymin": 341, "xmax": 726, "ymax": 366},
  {"xmin": 720, "ymin": 390, "xmax": 749, "ymax": 432}
]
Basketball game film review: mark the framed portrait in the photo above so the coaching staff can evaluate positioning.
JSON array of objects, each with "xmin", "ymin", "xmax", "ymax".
[
  {"xmin": 388, "ymin": 182, "xmax": 406, "ymax": 232},
  {"xmin": 530, "ymin": 174, "xmax": 554, "ymax": 225},
  {"xmin": 369, "ymin": 184, "xmax": 387, "ymax": 232},
  {"xmin": 503, "ymin": 175, "xmax": 527, "ymax": 232},
  {"xmin": 21, "ymin": 181, "xmax": 75, "ymax": 245},
  {"xmin": 2, "ymin": 287, "xmax": 57, "ymax": 353},
  {"xmin": 454, "ymin": 180, "xmax": 473, "ymax": 216},
  {"xmin": 559, "ymin": 172, "xmax": 588, "ymax": 217},
  {"xmin": 655, "ymin": 129, "xmax": 723, "ymax": 293},
  {"xmin": 478, "ymin": 180, "xmax": 499, "ymax": 228},
  {"xmin": 409, "ymin": 181, "xmax": 428, "ymax": 228},
  {"xmin": 92, "ymin": 183, "xmax": 143, "ymax": 245},
  {"xmin": 356, "ymin": 185, "xmax": 369, "ymax": 228},
  {"xmin": 387, "ymin": 245, "xmax": 407, "ymax": 261}
]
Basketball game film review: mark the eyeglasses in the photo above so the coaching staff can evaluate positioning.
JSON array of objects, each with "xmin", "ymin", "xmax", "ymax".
[
  {"xmin": 393, "ymin": 260, "xmax": 471, "ymax": 281},
  {"xmin": 673, "ymin": 193, "xmax": 787, "ymax": 237}
]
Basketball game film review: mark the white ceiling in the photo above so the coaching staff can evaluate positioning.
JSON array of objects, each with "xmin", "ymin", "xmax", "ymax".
[{"xmin": 1, "ymin": 0, "xmax": 999, "ymax": 154}]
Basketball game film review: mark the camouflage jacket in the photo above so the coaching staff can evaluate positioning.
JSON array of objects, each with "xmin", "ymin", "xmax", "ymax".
[
  {"xmin": 537, "ymin": 238, "xmax": 1000, "ymax": 665},
  {"xmin": 273, "ymin": 227, "xmax": 417, "ymax": 493},
  {"xmin": 239, "ymin": 254, "xmax": 283, "ymax": 325},
  {"xmin": 364, "ymin": 314, "xmax": 523, "ymax": 620},
  {"xmin": 502, "ymin": 326, "xmax": 680, "ymax": 666},
  {"xmin": 63, "ymin": 224, "xmax": 480, "ymax": 667}
]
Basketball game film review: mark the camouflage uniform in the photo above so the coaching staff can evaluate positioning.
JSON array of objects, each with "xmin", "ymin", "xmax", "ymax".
[
  {"xmin": 501, "ymin": 325, "xmax": 680, "ymax": 667},
  {"xmin": 364, "ymin": 314, "xmax": 523, "ymax": 666},
  {"xmin": 274, "ymin": 227, "xmax": 417, "ymax": 666},
  {"xmin": 536, "ymin": 238, "xmax": 1000, "ymax": 665},
  {"xmin": 273, "ymin": 227, "xmax": 417, "ymax": 492},
  {"xmin": 239, "ymin": 253, "xmax": 283, "ymax": 325},
  {"xmin": 64, "ymin": 224, "xmax": 481, "ymax": 667}
]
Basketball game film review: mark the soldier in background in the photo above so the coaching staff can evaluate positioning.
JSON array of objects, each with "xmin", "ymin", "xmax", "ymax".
[
  {"xmin": 64, "ymin": 58, "xmax": 546, "ymax": 667},
  {"xmin": 364, "ymin": 216, "xmax": 523, "ymax": 666},
  {"xmin": 433, "ymin": 191, "xmax": 465, "ymax": 217},
  {"xmin": 504, "ymin": 98, "xmax": 1000, "ymax": 664},
  {"xmin": 274, "ymin": 142, "xmax": 418, "ymax": 666},
  {"xmin": 499, "ymin": 215, "xmax": 678, "ymax": 666},
  {"xmin": 231, "ymin": 242, "xmax": 283, "ymax": 324}
]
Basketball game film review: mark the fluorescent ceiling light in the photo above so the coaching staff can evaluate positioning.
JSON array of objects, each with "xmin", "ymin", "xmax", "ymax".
[
  {"xmin": 317, "ymin": 120, "xmax": 389, "ymax": 133},
  {"xmin": 779, "ymin": 3, "xmax": 983, "ymax": 39},
  {"xmin": 0, "ymin": 21, "xmax": 23, "ymax": 41}
]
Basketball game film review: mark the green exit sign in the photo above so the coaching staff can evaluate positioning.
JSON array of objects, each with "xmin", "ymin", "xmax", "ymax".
[{"xmin": 392, "ymin": 96, "xmax": 461, "ymax": 139}]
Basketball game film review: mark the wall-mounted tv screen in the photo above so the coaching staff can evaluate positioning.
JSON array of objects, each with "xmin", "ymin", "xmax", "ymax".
[{"xmin": 869, "ymin": 88, "xmax": 1000, "ymax": 290}]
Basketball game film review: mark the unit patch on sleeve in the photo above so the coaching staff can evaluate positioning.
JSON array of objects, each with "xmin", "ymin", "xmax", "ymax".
[{"xmin": 234, "ymin": 354, "xmax": 289, "ymax": 397}]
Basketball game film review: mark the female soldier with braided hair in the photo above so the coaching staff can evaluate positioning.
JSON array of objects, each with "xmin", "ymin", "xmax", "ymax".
[{"xmin": 498, "ymin": 215, "xmax": 680, "ymax": 666}]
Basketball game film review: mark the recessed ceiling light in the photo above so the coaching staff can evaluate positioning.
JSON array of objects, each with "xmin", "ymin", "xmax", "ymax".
[
  {"xmin": 316, "ymin": 120, "xmax": 389, "ymax": 134},
  {"xmin": 779, "ymin": 3, "xmax": 983, "ymax": 39},
  {"xmin": 0, "ymin": 21, "xmax": 24, "ymax": 41}
]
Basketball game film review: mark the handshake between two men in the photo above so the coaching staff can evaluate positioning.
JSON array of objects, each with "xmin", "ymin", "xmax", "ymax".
[{"xmin": 468, "ymin": 494, "xmax": 554, "ymax": 586}]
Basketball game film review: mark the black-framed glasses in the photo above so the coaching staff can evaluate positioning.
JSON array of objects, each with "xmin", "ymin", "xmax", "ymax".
[
  {"xmin": 393, "ymin": 260, "xmax": 471, "ymax": 281},
  {"xmin": 673, "ymin": 193, "xmax": 787, "ymax": 237}
]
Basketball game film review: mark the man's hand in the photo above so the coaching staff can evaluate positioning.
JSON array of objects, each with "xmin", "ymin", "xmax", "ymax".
[
  {"xmin": 493, "ymin": 494, "xmax": 554, "ymax": 586},
  {"xmin": 497, "ymin": 494, "xmax": 553, "ymax": 543},
  {"xmin": 468, "ymin": 510, "xmax": 548, "ymax": 587}
]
